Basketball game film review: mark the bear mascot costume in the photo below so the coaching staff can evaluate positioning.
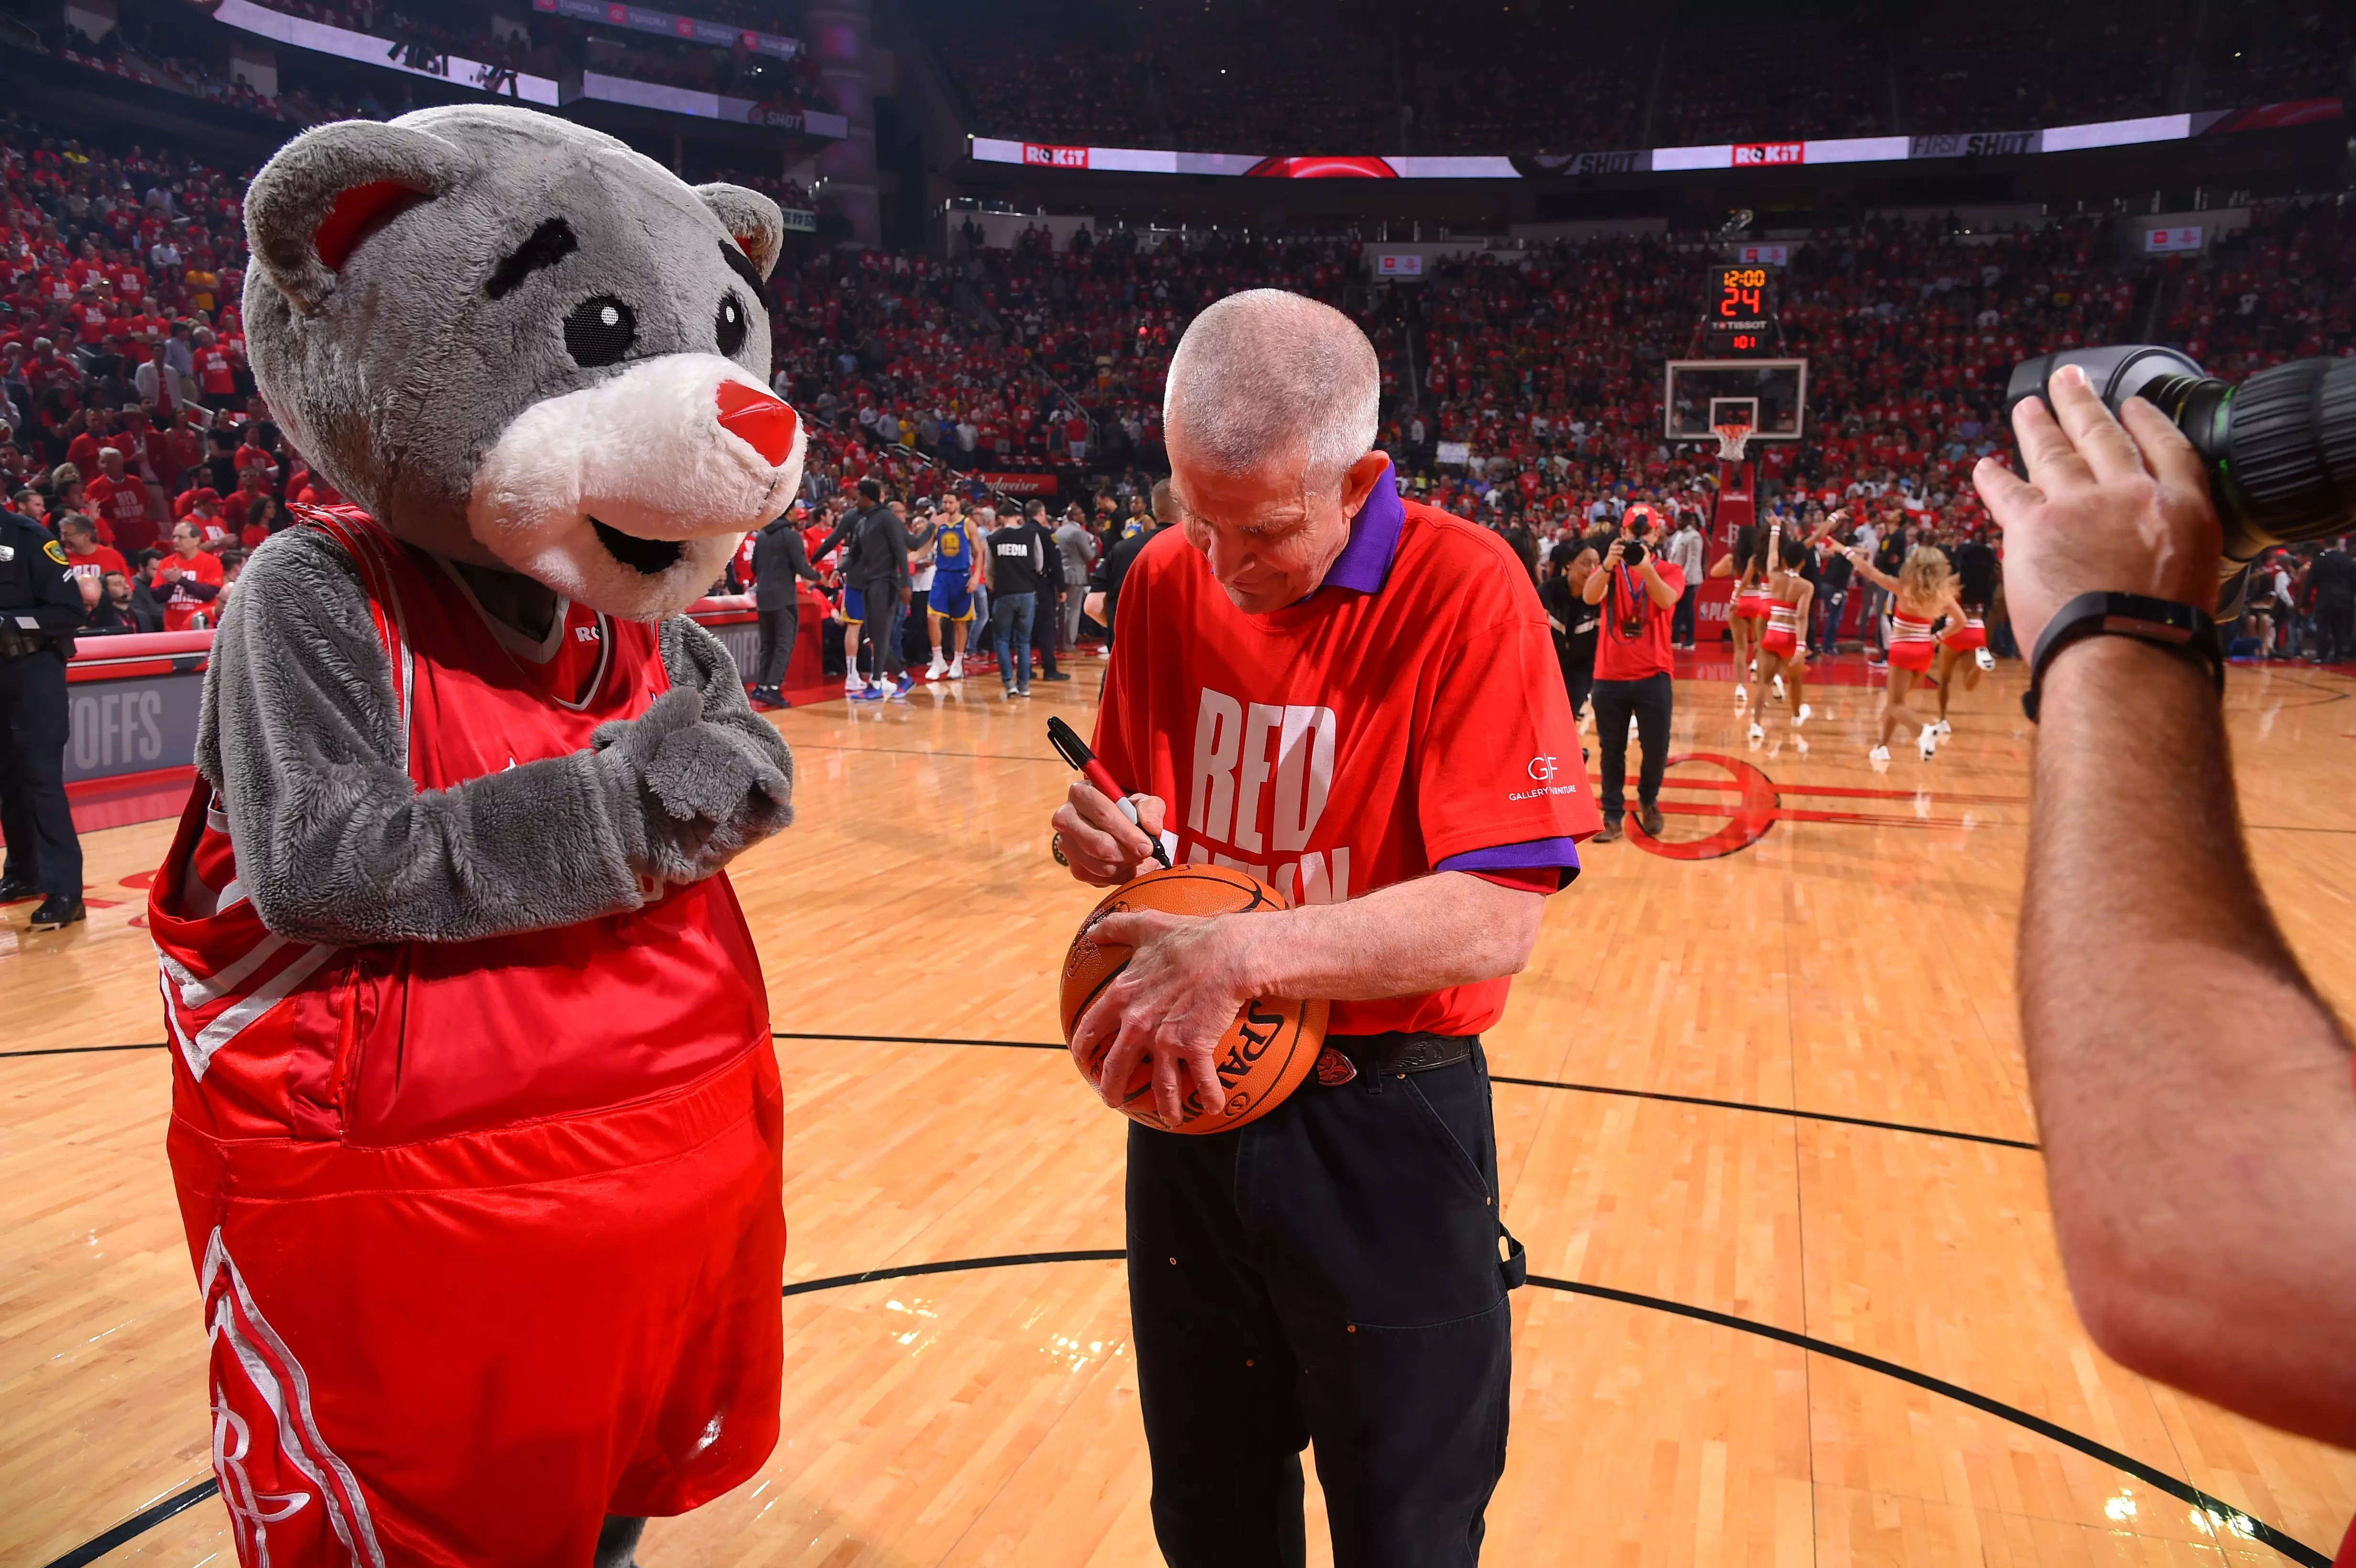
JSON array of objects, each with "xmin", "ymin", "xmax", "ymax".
[{"xmin": 147, "ymin": 105, "xmax": 803, "ymax": 1566}]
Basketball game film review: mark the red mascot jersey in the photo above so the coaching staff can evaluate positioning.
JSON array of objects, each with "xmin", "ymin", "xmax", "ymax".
[{"xmin": 152, "ymin": 508, "xmax": 785, "ymax": 1568}]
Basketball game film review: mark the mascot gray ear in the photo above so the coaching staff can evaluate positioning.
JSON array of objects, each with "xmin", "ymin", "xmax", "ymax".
[
  {"xmin": 694, "ymin": 184, "xmax": 785, "ymax": 283},
  {"xmin": 246, "ymin": 120, "xmax": 467, "ymax": 314}
]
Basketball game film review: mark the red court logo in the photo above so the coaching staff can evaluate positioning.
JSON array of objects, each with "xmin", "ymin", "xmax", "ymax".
[
  {"xmin": 1732, "ymin": 142, "xmax": 1805, "ymax": 167},
  {"xmin": 1022, "ymin": 143, "xmax": 1090, "ymax": 170},
  {"xmin": 1626, "ymin": 752, "xmax": 2018, "ymax": 860}
]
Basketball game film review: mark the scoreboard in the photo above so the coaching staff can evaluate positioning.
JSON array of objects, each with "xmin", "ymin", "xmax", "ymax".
[{"xmin": 1703, "ymin": 263, "xmax": 1776, "ymax": 357}]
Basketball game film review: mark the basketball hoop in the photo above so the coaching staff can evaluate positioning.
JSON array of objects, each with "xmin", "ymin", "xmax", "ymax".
[{"xmin": 1713, "ymin": 421, "xmax": 1755, "ymax": 463}]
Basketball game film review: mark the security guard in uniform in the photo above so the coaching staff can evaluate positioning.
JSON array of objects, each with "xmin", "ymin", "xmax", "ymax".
[{"xmin": 0, "ymin": 504, "xmax": 91, "ymax": 930}]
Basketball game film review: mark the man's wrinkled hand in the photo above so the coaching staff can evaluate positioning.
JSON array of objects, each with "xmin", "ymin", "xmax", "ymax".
[
  {"xmin": 1049, "ymin": 782, "xmax": 1165, "ymax": 887},
  {"xmin": 1069, "ymin": 908, "xmax": 1248, "ymax": 1126},
  {"xmin": 1973, "ymin": 363, "xmax": 2223, "ymax": 651}
]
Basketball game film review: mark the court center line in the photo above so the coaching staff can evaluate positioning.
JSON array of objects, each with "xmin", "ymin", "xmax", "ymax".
[
  {"xmin": 770, "ymin": 1032, "xmax": 2042, "ymax": 1151},
  {"xmin": 0, "ymin": 1035, "xmax": 2042, "ymax": 1152},
  {"xmin": 38, "ymin": 1478, "xmax": 219, "ymax": 1568},
  {"xmin": 51, "ymin": 1252, "xmax": 2324, "ymax": 1568}
]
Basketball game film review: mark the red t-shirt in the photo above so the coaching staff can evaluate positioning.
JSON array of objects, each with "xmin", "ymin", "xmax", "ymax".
[
  {"xmin": 1592, "ymin": 558, "xmax": 1686, "ymax": 682},
  {"xmin": 1095, "ymin": 483, "xmax": 1599, "ymax": 1037},
  {"xmin": 65, "ymin": 543, "xmax": 128, "ymax": 583},
  {"xmin": 85, "ymin": 473, "xmax": 155, "ymax": 552},
  {"xmin": 150, "ymin": 550, "xmax": 224, "ymax": 631}
]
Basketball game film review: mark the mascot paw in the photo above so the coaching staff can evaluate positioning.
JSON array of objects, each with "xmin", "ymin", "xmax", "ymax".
[
  {"xmin": 644, "ymin": 719, "xmax": 791, "ymax": 827},
  {"xmin": 593, "ymin": 686, "xmax": 704, "ymax": 774}
]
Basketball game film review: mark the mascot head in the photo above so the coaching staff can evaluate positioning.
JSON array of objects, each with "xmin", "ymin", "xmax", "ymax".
[{"xmin": 242, "ymin": 105, "xmax": 804, "ymax": 620}]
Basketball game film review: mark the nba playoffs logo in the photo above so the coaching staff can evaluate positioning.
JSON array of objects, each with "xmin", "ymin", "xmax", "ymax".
[
  {"xmin": 1022, "ymin": 143, "xmax": 1090, "ymax": 170},
  {"xmin": 1732, "ymin": 142, "xmax": 1804, "ymax": 167}
]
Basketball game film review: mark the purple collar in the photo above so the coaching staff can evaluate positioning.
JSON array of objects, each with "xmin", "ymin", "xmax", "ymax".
[{"xmin": 1320, "ymin": 462, "xmax": 1404, "ymax": 596}]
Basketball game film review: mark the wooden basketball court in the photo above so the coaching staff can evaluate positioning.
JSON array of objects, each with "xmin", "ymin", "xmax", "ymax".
[{"xmin": 7, "ymin": 654, "xmax": 2354, "ymax": 1566}]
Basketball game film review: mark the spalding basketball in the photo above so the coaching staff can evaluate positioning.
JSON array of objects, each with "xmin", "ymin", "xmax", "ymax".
[{"xmin": 1059, "ymin": 864, "xmax": 1331, "ymax": 1134}]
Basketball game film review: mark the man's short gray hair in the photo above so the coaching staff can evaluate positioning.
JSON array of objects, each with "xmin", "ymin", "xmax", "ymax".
[{"xmin": 1164, "ymin": 289, "xmax": 1379, "ymax": 494}]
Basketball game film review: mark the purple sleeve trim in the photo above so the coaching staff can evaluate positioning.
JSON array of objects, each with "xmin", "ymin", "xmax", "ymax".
[{"xmin": 1436, "ymin": 836, "xmax": 1584, "ymax": 889}]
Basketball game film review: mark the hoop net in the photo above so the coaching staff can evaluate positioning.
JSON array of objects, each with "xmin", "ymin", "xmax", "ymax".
[{"xmin": 1712, "ymin": 421, "xmax": 1755, "ymax": 463}]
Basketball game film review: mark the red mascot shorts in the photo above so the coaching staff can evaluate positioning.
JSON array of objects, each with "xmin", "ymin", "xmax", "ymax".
[{"xmin": 169, "ymin": 1049, "xmax": 786, "ymax": 1568}]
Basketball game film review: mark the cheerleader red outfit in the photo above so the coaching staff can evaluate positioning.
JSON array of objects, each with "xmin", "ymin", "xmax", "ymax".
[
  {"xmin": 1940, "ymin": 613, "xmax": 1988, "ymax": 651},
  {"xmin": 1887, "ymin": 610, "xmax": 1937, "ymax": 673},
  {"xmin": 153, "ymin": 508, "xmax": 785, "ymax": 1568},
  {"xmin": 1734, "ymin": 583, "xmax": 1773, "ymax": 621},
  {"xmin": 1761, "ymin": 597, "xmax": 1804, "ymax": 659}
]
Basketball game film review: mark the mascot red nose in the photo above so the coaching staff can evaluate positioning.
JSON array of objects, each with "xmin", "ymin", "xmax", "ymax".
[{"xmin": 149, "ymin": 104, "xmax": 800, "ymax": 1568}]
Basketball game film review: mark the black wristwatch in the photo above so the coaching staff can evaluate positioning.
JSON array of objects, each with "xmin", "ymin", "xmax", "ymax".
[{"xmin": 2022, "ymin": 591, "xmax": 2224, "ymax": 721}]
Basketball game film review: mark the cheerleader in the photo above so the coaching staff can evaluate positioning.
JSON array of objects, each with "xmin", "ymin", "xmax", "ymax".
[
  {"xmin": 1844, "ymin": 543, "xmax": 1965, "ymax": 763},
  {"xmin": 1747, "ymin": 534, "xmax": 1815, "ymax": 744},
  {"xmin": 1711, "ymin": 521, "xmax": 1772, "ymax": 707}
]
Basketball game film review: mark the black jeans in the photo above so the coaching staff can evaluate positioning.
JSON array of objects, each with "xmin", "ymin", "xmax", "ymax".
[
  {"xmin": 1591, "ymin": 670, "xmax": 1672, "ymax": 817},
  {"xmin": 1812, "ymin": 588, "xmax": 1846, "ymax": 653},
  {"xmin": 0, "ymin": 647, "xmax": 81, "ymax": 896},
  {"xmin": 856, "ymin": 581, "xmax": 906, "ymax": 679},
  {"xmin": 2315, "ymin": 595, "xmax": 2355, "ymax": 664},
  {"xmin": 1560, "ymin": 647, "xmax": 1595, "ymax": 721},
  {"xmin": 753, "ymin": 607, "xmax": 797, "ymax": 689},
  {"xmin": 1671, "ymin": 583, "xmax": 1698, "ymax": 646},
  {"xmin": 1128, "ymin": 1042, "xmax": 1520, "ymax": 1568},
  {"xmin": 1028, "ymin": 590, "xmax": 1063, "ymax": 679}
]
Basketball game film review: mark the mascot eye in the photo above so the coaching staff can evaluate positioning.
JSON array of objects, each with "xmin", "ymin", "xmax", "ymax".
[
  {"xmin": 564, "ymin": 295, "xmax": 637, "ymax": 367},
  {"xmin": 715, "ymin": 291, "xmax": 748, "ymax": 357}
]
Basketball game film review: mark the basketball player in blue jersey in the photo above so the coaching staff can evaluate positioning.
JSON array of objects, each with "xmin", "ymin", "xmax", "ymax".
[{"xmin": 926, "ymin": 498, "xmax": 980, "ymax": 681}]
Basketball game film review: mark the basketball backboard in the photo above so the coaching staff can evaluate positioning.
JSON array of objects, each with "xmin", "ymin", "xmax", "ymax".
[{"xmin": 1664, "ymin": 359, "xmax": 1808, "ymax": 443}]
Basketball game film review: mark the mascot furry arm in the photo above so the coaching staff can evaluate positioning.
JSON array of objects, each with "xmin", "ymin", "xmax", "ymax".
[{"xmin": 197, "ymin": 554, "xmax": 788, "ymax": 943}]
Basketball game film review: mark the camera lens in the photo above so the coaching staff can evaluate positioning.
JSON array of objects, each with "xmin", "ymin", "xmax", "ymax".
[
  {"xmin": 2007, "ymin": 348, "xmax": 2356, "ymax": 566},
  {"xmin": 1621, "ymin": 538, "xmax": 1647, "ymax": 568}
]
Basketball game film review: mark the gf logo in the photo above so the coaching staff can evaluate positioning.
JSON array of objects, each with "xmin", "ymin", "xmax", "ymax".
[{"xmin": 1527, "ymin": 756, "xmax": 1559, "ymax": 782}]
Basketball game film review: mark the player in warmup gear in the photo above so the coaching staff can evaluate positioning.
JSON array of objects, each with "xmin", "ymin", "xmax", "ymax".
[
  {"xmin": 839, "ymin": 583, "xmax": 871, "ymax": 696},
  {"xmin": 1846, "ymin": 543, "xmax": 1966, "ymax": 763},
  {"xmin": 1748, "ymin": 534, "xmax": 1815, "ymax": 746},
  {"xmin": 926, "ymin": 501, "xmax": 978, "ymax": 679},
  {"xmin": 1712, "ymin": 522, "xmax": 1769, "ymax": 707}
]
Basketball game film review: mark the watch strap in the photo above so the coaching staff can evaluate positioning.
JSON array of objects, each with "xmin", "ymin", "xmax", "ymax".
[{"xmin": 2022, "ymin": 591, "xmax": 2223, "ymax": 721}]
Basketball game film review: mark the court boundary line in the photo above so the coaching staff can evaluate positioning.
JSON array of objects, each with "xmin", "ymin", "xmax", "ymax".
[
  {"xmin": 0, "ymin": 1035, "xmax": 2042, "ymax": 1152},
  {"xmin": 36, "ymin": 1251, "xmax": 2324, "ymax": 1568}
]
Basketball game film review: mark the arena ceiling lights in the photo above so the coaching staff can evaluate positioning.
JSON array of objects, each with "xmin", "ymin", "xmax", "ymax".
[{"xmin": 970, "ymin": 98, "xmax": 2342, "ymax": 181}]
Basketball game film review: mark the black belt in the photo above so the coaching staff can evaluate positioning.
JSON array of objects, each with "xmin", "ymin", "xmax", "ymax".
[
  {"xmin": 1326, "ymin": 1031, "xmax": 1475, "ymax": 1077},
  {"xmin": 0, "ymin": 624, "xmax": 65, "ymax": 660}
]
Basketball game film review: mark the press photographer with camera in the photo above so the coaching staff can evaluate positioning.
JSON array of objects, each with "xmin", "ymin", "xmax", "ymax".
[
  {"xmin": 1979, "ymin": 358, "xmax": 2356, "ymax": 1478},
  {"xmin": 1580, "ymin": 502, "xmax": 1683, "ymax": 843}
]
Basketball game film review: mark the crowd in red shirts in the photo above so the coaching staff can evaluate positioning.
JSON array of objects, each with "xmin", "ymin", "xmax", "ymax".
[
  {"xmin": 0, "ymin": 120, "xmax": 349, "ymax": 634},
  {"xmin": 3, "ymin": 97, "xmax": 2350, "ymax": 656}
]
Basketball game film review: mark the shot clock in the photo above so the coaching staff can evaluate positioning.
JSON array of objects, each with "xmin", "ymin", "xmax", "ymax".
[{"xmin": 1703, "ymin": 263, "xmax": 1777, "ymax": 357}]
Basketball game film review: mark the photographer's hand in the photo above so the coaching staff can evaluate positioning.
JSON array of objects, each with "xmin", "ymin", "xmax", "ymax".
[
  {"xmin": 1980, "ymin": 365, "xmax": 2356, "ymax": 1448},
  {"xmin": 1972, "ymin": 363, "xmax": 2221, "ymax": 649}
]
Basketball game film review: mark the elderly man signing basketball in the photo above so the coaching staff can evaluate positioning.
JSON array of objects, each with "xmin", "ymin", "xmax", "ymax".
[{"xmin": 1052, "ymin": 289, "xmax": 1599, "ymax": 1567}]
